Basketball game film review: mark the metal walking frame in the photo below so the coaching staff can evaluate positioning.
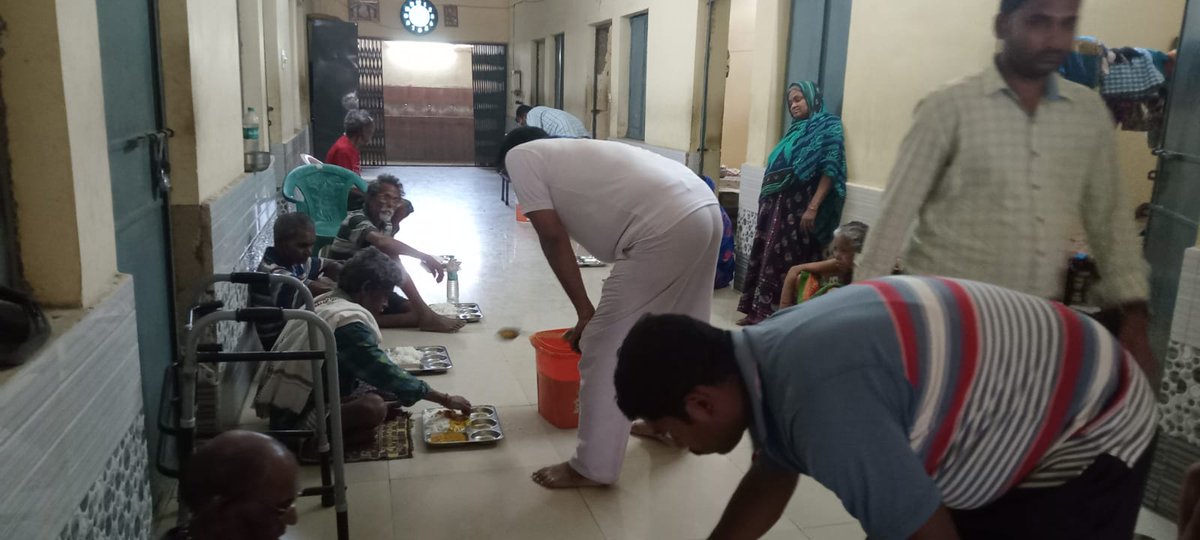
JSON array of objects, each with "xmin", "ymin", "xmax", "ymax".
[{"xmin": 168, "ymin": 272, "xmax": 350, "ymax": 540}]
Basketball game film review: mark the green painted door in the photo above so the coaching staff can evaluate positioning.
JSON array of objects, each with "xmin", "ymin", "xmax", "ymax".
[{"xmin": 95, "ymin": 0, "xmax": 175, "ymax": 477}]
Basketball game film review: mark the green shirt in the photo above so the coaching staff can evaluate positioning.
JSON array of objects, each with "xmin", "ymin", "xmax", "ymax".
[{"xmin": 334, "ymin": 322, "xmax": 429, "ymax": 405}]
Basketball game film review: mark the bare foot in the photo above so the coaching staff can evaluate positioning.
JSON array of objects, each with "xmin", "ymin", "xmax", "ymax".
[
  {"xmin": 531, "ymin": 462, "xmax": 606, "ymax": 489},
  {"xmin": 630, "ymin": 421, "xmax": 678, "ymax": 447},
  {"xmin": 419, "ymin": 313, "xmax": 465, "ymax": 333}
]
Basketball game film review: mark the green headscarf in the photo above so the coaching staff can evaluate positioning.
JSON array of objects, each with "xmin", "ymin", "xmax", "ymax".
[{"xmin": 761, "ymin": 81, "xmax": 847, "ymax": 200}]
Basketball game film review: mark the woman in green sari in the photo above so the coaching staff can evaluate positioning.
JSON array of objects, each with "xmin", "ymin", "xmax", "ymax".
[{"xmin": 737, "ymin": 81, "xmax": 847, "ymax": 325}]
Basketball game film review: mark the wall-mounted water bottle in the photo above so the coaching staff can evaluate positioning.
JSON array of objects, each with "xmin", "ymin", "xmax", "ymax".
[
  {"xmin": 242, "ymin": 107, "xmax": 260, "ymax": 153},
  {"xmin": 445, "ymin": 256, "xmax": 461, "ymax": 304}
]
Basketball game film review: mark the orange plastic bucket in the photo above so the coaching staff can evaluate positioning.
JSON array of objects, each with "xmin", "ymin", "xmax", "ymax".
[
  {"xmin": 531, "ymin": 329, "xmax": 581, "ymax": 429},
  {"xmin": 515, "ymin": 203, "xmax": 530, "ymax": 223}
]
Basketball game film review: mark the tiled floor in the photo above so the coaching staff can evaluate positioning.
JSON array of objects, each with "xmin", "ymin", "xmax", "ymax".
[{"xmin": 279, "ymin": 166, "xmax": 1177, "ymax": 540}]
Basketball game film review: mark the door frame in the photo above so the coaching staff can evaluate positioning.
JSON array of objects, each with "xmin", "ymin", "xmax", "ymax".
[
  {"xmin": 144, "ymin": 0, "xmax": 179, "ymax": 355},
  {"xmin": 591, "ymin": 22, "xmax": 612, "ymax": 140},
  {"xmin": 533, "ymin": 38, "xmax": 545, "ymax": 106},
  {"xmin": 553, "ymin": 33, "xmax": 565, "ymax": 109},
  {"xmin": 782, "ymin": 0, "xmax": 853, "ymax": 130},
  {"xmin": 626, "ymin": 13, "xmax": 649, "ymax": 141}
]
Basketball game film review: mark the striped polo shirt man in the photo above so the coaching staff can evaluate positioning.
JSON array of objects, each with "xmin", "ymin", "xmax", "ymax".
[
  {"xmin": 327, "ymin": 209, "xmax": 393, "ymax": 261},
  {"xmin": 523, "ymin": 106, "xmax": 590, "ymax": 138},
  {"xmin": 733, "ymin": 276, "xmax": 1156, "ymax": 538},
  {"xmin": 249, "ymin": 247, "xmax": 332, "ymax": 350}
]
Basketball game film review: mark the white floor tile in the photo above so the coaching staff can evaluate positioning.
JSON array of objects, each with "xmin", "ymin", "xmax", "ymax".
[
  {"xmin": 801, "ymin": 522, "xmax": 867, "ymax": 540},
  {"xmin": 298, "ymin": 460, "xmax": 391, "ymax": 487},
  {"xmin": 783, "ymin": 477, "xmax": 858, "ymax": 529},
  {"xmin": 386, "ymin": 467, "xmax": 606, "ymax": 540},
  {"xmin": 1136, "ymin": 507, "xmax": 1178, "ymax": 540},
  {"xmin": 579, "ymin": 447, "xmax": 762, "ymax": 539},
  {"xmin": 284, "ymin": 480, "xmax": 393, "ymax": 540}
]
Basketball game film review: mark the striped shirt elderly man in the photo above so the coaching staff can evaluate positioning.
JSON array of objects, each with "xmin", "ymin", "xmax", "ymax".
[
  {"xmin": 856, "ymin": 0, "xmax": 1155, "ymax": 378},
  {"xmin": 516, "ymin": 105, "xmax": 590, "ymax": 138},
  {"xmin": 615, "ymin": 276, "xmax": 1157, "ymax": 540}
]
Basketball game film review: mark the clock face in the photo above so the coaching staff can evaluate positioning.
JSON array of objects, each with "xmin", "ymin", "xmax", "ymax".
[{"xmin": 401, "ymin": 0, "xmax": 438, "ymax": 35}]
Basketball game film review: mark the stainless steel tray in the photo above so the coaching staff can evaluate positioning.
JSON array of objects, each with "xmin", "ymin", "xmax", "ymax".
[
  {"xmin": 389, "ymin": 346, "xmax": 453, "ymax": 374},
  {"xmin": 455, "ymin": 302, "xmax": 483, "ymax": 322},
  {"xmin": 577, "ymin": 255, "xmax": 606, "ymax": 267},
  {"xmin": 422, "ymin": 405, "xmax": 504, "ymax": 447}
]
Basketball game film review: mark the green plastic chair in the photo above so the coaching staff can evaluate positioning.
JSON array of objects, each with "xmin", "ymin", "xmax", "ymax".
[{"xmin": 282, "ymin": 163, "xmax": 369, "ymax": 252}]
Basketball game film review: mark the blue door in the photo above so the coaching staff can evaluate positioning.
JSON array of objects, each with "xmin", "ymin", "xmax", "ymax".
[
  {"xmin": 95, "ymin": 0, "xmax": 176, "ymax": 490},
  {"xmin": 784, "ymin": 0, "xmax": 853, "ymax": 128},
  {"xmin": 627, "ymin": 14, "xmax": 649, "ymax": 140}
]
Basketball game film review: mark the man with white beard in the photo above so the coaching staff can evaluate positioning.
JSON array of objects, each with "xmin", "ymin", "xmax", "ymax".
[{"xmin": 326, "ymin": 174, "xmax": 464, "ymax": 332}]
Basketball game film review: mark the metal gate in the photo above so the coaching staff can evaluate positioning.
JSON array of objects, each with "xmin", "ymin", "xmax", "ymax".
[
  {"xmin": 472, "ymin": 44, "xmax": 507, "ymax": 166},
  {"xmin": 357, "ymin": 37, "xmax": 386, "ymax": 167}
]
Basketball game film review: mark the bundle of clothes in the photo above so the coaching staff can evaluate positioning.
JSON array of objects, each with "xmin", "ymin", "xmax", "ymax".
[{"xmin": 1059, "ymin": 36, "xmax": 1176, "ymax": 148}]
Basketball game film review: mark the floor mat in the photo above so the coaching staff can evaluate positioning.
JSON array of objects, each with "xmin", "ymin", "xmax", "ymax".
[
  {"xmin": 346, "ymin": 415, "xmax": 415, "ymax": 462},
  {"xmin": 301, "ymin": 415, "xmax": 414, "ymax": 464}
]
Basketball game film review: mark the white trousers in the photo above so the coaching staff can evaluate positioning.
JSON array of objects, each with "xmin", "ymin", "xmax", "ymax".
[{"xmin": 568, "ymin": 205, "xmax": 723, "ymax": 483}]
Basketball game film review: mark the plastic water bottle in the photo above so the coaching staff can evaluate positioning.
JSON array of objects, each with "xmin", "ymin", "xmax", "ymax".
[
  {"xmin": 445, "ymin": 256, "xmax": 461, "ymax": 304},
  {"xmin": 242, "ymin": 107, "xmax": 261, "ymax": 153},
  {"xmin": 1064, "ymin": 253, "xmax": 1096, "ymax": 306}
]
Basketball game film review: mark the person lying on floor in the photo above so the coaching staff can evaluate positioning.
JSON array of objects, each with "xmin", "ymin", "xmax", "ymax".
[
  {"xmin": 326, "ymin": 174, "xmax": 463, "ymax": 333},
  {"xmin": 254, "ymin": 247, "xmax": 472, "ymax": 450},
  {"xmin": 778, "ymin": 221, "xmax": 868, "ymax": 309},
  {"xmin": 250, "ymin": 212, "xmax": 343, "ymax": 350},
  {"xmin": 165, "ymin": 430, "xmax": 299, "ymax": 540},
  {"xmin": 615, "ymin": 276, "xmax": 1157, "ymax": 540}
]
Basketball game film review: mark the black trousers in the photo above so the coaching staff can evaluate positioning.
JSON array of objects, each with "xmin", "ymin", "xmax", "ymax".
[{"xmin": 949, "ymin": 442, "xmax": 1155, "ymax": 540}]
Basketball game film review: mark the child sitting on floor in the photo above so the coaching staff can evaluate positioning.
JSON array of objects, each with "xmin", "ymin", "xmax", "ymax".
[{"xmin": 779, "ymin": 221, "xmax": 868, "ymax": 308}]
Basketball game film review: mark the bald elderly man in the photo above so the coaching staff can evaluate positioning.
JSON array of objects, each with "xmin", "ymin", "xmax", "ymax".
[{"xmin": 166, "ymin": 431, "xmax": 300, "ymax": 540}]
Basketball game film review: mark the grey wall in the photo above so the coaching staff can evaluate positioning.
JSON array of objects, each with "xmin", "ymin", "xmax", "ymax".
[{"xmin": 0, "ymin": 280, "xmax": 152, "ymax": 539}]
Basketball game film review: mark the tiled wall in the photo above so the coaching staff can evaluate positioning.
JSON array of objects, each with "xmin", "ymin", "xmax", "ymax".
[
  {"xmin": 57, "ymin": 416, "xmax": 152, "ymax": 540},
  {"xmin": 271, "ymin": 127, "xmax": 312, "ymax": 190},
  {"xmin": 734, "ymin": 164, "xmax": 764, "ymax": 291},
  {"xmin": 841, "ymin": 183, "xmax": 884, "ymax": 227},
  {"xmin": 178, "ymin": 128, "xmax": 309, "ymax": 432},
  {"xmin": 733, "ymin": 169, "xmax": 884, "ymax": 292},
  {"xmin": 203, "ymin": 160, "xmax": 281, "ymax": 431},
  {"xmin": 610, "ymin": 138, "xmax": 690, "ymax": 165},
  {"xmin": 0, "ymin": 280, "xmax": 151, "ymax": 539},
  {"xmin": 1145, "ymin": 247, "xmax": 1200, "ymax": 519}
]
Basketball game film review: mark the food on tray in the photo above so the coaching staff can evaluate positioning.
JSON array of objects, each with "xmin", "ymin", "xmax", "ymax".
[
  {"xmin": 429, "ymin": 409, "xmax": 468, "ymax": 432},
  {"xmin": 388, "ymin": 346, "xmax": 423, "ymax": 366},
  {"xmin": 436, "ymin": 409, "xmax": 467, "ymax": 421},
  {"xmin": 430, "ymin": 432, "xmax": 469, "ymax": 443},
  {"xmin": 429, "ymin": 303, "xmax": 459, "ymax": 317},
  {"xmin": 424, "ymin": 405, "xmax": 503, "ymax": 445}
]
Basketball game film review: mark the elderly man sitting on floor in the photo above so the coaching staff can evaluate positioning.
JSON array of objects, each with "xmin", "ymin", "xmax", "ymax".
[
  {"xmin": 250, "ymin": 212, "xmax": 342, "ymax": 351},
  {"xmin": 327, "ymin": 174, "xmax": 464, "ymax": 333},
  {"xmin": 254, "ymin": 247, "xmax": 472, "ymax": 450}
]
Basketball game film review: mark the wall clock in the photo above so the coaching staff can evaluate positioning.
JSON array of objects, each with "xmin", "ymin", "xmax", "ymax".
[{"xmin": 401, "ymin": 0, "xmax": 438, "ymax": 35}]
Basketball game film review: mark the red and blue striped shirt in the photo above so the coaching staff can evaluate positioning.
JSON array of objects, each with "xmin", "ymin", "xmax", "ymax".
[{"xmin": 732, "ymin": 276, "xmax": 1156, "ymax": 538}]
